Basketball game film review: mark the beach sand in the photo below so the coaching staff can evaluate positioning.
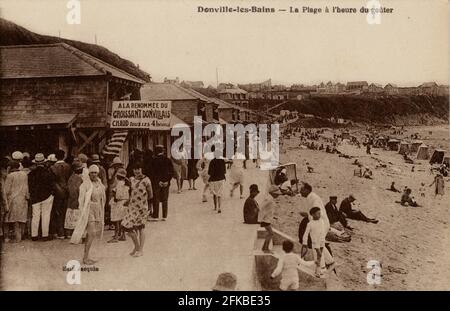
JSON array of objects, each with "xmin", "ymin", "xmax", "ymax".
[{"xmin": 272, "ymin": 125, "xmax": 450, "ymax": 290}]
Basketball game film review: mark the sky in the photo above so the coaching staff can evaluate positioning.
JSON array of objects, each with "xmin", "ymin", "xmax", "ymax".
[{"xmin": 0, "ymin": 0, "xmax": 448, "ymax": 86}]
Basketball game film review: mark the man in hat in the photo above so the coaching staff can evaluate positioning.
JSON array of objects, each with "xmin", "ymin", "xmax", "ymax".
[
  {"xmin": 28, "ymin": 153, "xmax": 56, "ymax": 241},
  {"xmin": 91, "ymin": 154, "xmax": 107, "ymax": 187},
  {"xmin": 339, "ymin": 195, "xmax": 378, "ymax": 223},
  {"xmin": 243, "ymin": 184, "xmax": 260, "ymax": 224},
  {"xmin": 46, "ymin": 154, "xmax": 57, "ymax": 168},
  {"xmin": 49, "ymin": 150, "xmax": 71, "ymax": 239},
  {"xmin": 151, "ymin": 145, "xmax": 173, "ymax": 220},
  {"xmin": 212, "ymin": 272, "xmax": 237, "ymax": 291},
  {"xmin": 11, "ymin": 151, "xmax": 24, "ymax": 170},
  {"xmin": 325, "ymin": 196, "xmax": 352, "ymax": 230}
]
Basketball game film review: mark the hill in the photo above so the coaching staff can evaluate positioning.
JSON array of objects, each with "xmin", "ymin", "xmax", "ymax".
[
  {"xmin": 250, "ymin": 95, "xmax": 449, "ymax": 125},
  {"xmin": 0, "ymin": 18, "xmax": 151, "ymax": 82}
]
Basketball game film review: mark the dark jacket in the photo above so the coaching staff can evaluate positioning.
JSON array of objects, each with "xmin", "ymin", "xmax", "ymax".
[
  {"xmin": 325, "ymin": 201, "xmax": 347, "ymax": 227},
  {"xmin": 28, "ymin": 165, "xmax": 55, "ymax": 204},
  {"xmin": 339, "ymin": 198, "xmax": 353, "ymax": 216},
  {"xmin": 151, "ymin": 154, "xmax": 174, "ymax": 184},
  {"xmin": 298, "ymin": 217, "xmax": 312, "ymax": 248},
  {"xmin": 50, "ymin": 161, "xmax": 71, "ymax": 198},
  {"xmin": 208, "ymin": 158, "xmax": 226, "ymax": 182},
  {"xmin": 243, "ymin": 197, "xmax": 259, "ymax": 224}
]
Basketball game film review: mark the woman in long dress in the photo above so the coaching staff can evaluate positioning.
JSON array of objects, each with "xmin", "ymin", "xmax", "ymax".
[
  {"xmin": 70, "ymin": 165, "xmax": 106, "ymax": 265},
  {"xmin": 4, "ymin": 161, "xmax": 29, "ymax": 242},
  {"xmin": 121, "ymin": 162, "xmax": 152, "ymax": 257},
  {"xmin": 430, "ymin": 173, "xmax": 445, "ymax": 197}
]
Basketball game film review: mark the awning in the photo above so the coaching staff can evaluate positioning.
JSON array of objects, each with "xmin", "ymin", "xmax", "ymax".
[
  {"xmin": 102, "ymin": 130, "xmax": 128, "ymax": 156},
  {"xmin": 0, "ymin": 113, "xmax": 77, "ymax": 129}
]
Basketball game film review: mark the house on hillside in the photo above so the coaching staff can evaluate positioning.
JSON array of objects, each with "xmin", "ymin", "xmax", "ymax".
[
  {"xmin": 384, "ymin": 83, "xmax": 399, "ymax": 95},
  {"xmin": 218, "ymin": 87, "xmax": 249, "ymax": 108},
  {"xmin": 368, "ymin": 83, "xmax": 384, "ymax": 93},
  {"xmin": 419, "ymin": 82, "xmax": 439, "ymax": 95},
  {"xmin": 346, "ymin": 81, "xmax": 368, "ymax": 92}
]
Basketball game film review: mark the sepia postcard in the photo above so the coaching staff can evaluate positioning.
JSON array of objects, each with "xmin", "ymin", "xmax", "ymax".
[{"xmin": 0, "ymin": 0, "xmax": 448, "ymax": 295}]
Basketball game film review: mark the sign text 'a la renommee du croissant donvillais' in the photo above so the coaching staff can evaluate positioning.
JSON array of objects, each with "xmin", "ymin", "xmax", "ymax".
[{"xmin": 111, "ymin": 101, "xmax": 171, "ymax": 130}]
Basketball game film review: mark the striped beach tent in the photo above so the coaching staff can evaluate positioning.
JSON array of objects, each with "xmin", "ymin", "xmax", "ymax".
[{"xmin": 102, "ymin": 130, "xmax": 128, "ymax": 156}]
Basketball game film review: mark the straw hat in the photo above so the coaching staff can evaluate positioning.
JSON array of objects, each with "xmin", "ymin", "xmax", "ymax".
[
  {"xmin": 47, "ymin": 154, "xmax": 57, "ymax": 162},
  {"xmin": 212, "ymin": 272, "xmax": 237, "ymax": 291},
  {"xmin": 32, "ymin": 153, "xmax": 46, "ymax": 164},
  {"xmin": 12, "ymin": 151, "xmax": 24, "ymax": 161}
]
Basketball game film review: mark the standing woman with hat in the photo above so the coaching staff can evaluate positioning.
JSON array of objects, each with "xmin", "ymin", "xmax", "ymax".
[
  {"xmin": 108, "ymin": 168, "xmax": 129, "ymax": 243},
  {"xmin": 121, "ymin": 162, "xmax": 152, "ymax": 257},
  {"xmin": 4, "ymin": 161, "xmax": 29, "ymax": 242},
  {"xmin": 71, "ymin": 165, "xmax": 106, "ymax": 265}
]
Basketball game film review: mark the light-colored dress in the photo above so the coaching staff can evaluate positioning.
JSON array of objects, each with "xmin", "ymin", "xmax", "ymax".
[
  {"xmin": 70, "ymin": 178, "xmax": 106, "ymax": 244},
  {"xmin": 172, "ymin": 150, "xmax": 188, "ymax": 180},
  {"xmin": 110, "ymin": 180, "xmax": 129, "ymax": 222},
  {"xmin": 230, "ymin": 153, "xmax": 245, "ymax": 185},
  {"xmin": 4, "ymin": 170, "xmax": 29, "ymax": 223},
  {"xmin": 121, "ymin": 176, "xmax": 152, "ymax": 230}
]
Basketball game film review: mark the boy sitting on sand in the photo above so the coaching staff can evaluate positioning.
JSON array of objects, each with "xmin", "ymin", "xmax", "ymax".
[
  {"xmin": 271, "ymin": 240, "xmax": 309, "ymax": 291},
  {"xmin": 301, "ymin": 207, "xmax": 333, "ymax": 278}
]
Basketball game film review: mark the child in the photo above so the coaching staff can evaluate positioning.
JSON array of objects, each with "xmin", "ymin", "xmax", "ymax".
[
  {"xmin": 419, "ymin": 182, "xmax": 426, "ymax": 197},
  {"xmin": 301, "ymin": 207, "xmax": 331, "ymax": 277},
  {"xmin": 258, "ymin": 185, "xmax": 279, "ymax": 253},
  {"xmin": 271, "ymin": 240, "xmax": 304, "ymax": 291},
  {"xmin": 108, "ymin": 168, "xmax": 129, "ymax": 243}
]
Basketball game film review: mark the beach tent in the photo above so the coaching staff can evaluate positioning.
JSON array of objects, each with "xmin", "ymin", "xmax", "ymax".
[
  {"xmin": 410, "ymin": 140, "xmax": 423, "ymax": 153},
  {"xmin": 443, "ymin": 156, "xmax": 450, "ymax": 167},
  {"xmin": 398, "ymin": 142, "xmax": 410, "ymax": 155},
  {"xmin": 416, "ymin": 144, "xmax": 429, "ymax": 160},
  {"xmin": 387, "ymin": 139, "xmax": 400, "ymax": 151},
  {"xmin": 429, "ymin": 149, "xmax": 445, "ymax": 164}
]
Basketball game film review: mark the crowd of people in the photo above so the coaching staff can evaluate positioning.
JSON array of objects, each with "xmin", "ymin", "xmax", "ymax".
[{"xmin": 0, "ymin": 145, "xmax": 176, "ymax": 263}]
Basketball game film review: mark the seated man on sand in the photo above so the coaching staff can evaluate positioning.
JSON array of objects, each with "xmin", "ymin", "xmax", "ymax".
[
  {"xmin": 362, "ymin": 167, "xmax": 373, "ymax": 179},
  {"xmin": 325, "ymin": 196, "xmax": 352, "ymax": 231},
  {"xmin": 400, "ymin": 188, "xmax": 420, "ymax": 207},
  {"xmin": 388, "ymin": 181, "xmax": 401, "ymax": 193},
  {"xmin": 339, "ymin": 195, "xmax": 379, "ymax": 224}
]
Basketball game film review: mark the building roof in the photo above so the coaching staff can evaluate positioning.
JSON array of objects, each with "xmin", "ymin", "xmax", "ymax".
[
  {"xmin": 217, "ymin": 88, "xmax": 248, "ymax": 94},
  {"xmin": 347, "ymin": 81, "xmax": 368, "ymax": 86},
  {"xmin": 0, "ymin": 113, "xmax": 77, "ymax": 128},
  {"xmin": 420, "ymin": 82, "xmax": 438, "ymax": 88},
  {"xmin": 384, "ymin": 83, "xmax": 398, "ymax": 88},
  {"xmin": 140, "ymin": 83, "xmax": 198, "ymax": 101},
  {"xmin": 0, "ymin": 43, "xmax": 146, "ymax": 83}
]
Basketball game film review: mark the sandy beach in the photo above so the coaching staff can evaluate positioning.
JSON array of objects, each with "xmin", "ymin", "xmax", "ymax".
[{"xmin": 272, "ymin": 124, "xmax": 450, "ymax": 290}]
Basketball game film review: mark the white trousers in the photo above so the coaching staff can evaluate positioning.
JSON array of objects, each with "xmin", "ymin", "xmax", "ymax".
[{"xmin": 31, "ymin": 195, "xmax": 54, "ymax": 238}]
